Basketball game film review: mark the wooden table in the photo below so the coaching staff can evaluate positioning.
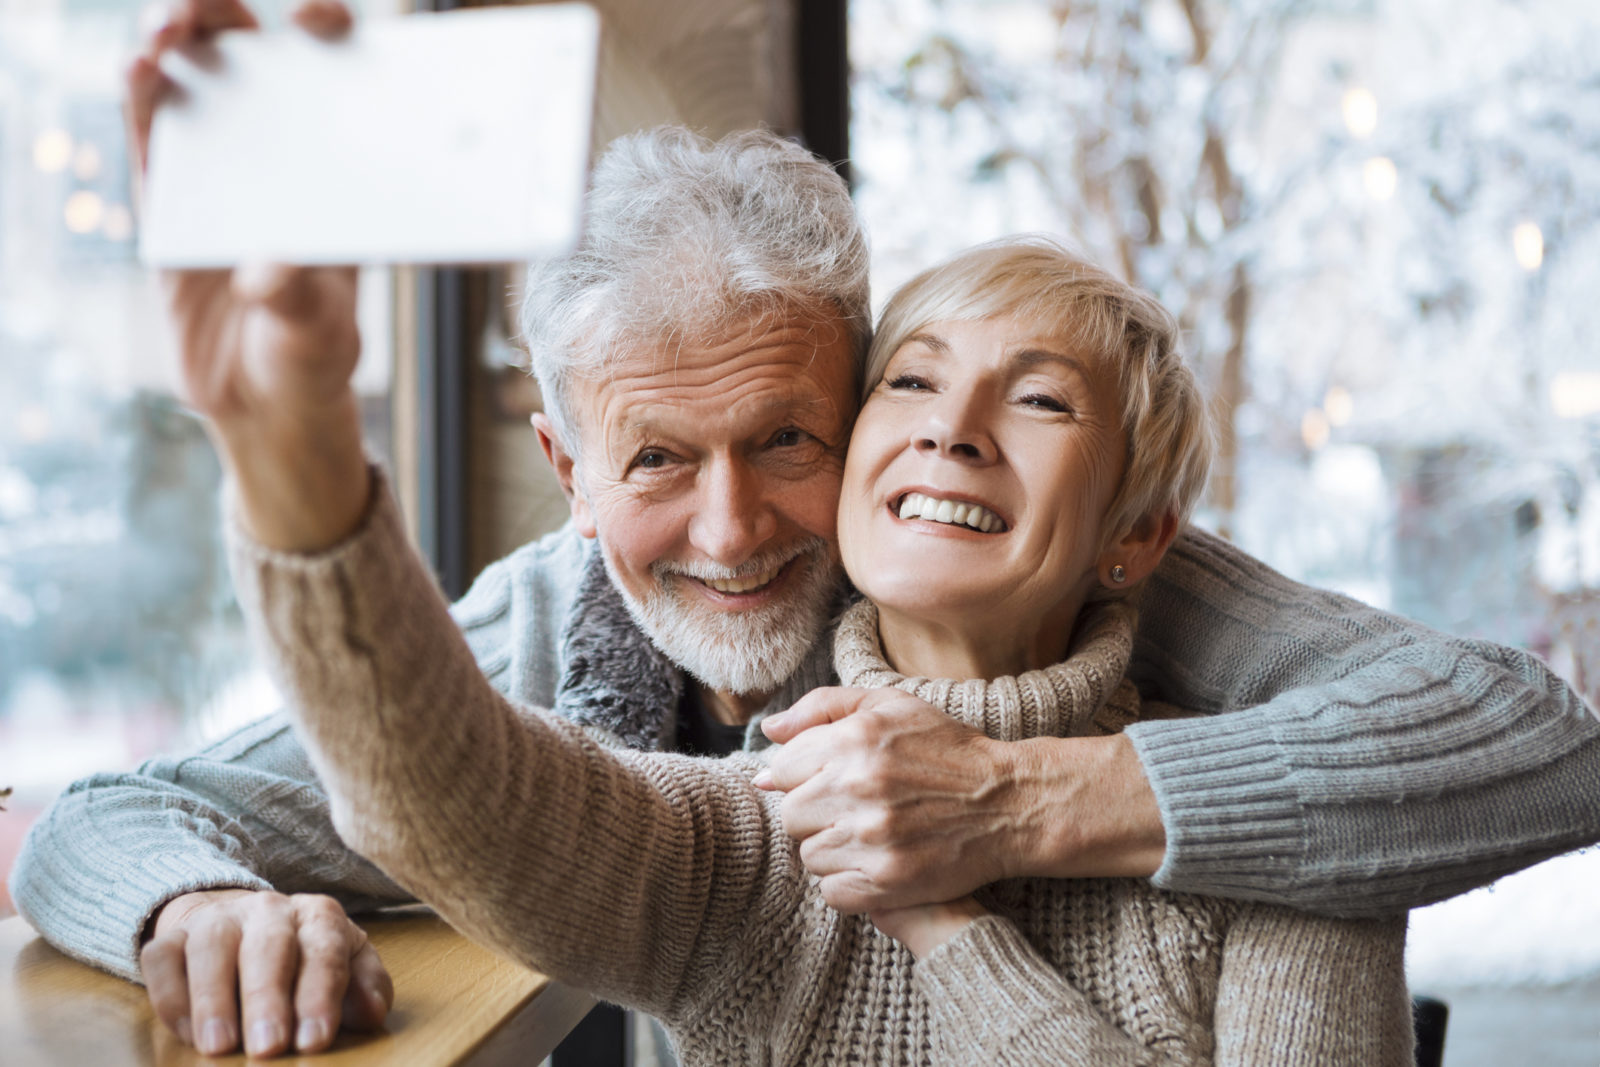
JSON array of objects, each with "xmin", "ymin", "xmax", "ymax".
[{"xmin": 0, "ymin": 912, "xmax": 595, "ymax": 1066}]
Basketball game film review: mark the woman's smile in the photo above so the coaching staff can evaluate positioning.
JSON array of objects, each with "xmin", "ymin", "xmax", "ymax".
[{"xmin": 890, "ymin": 490, "xmax": 1009, "ymax": 533}]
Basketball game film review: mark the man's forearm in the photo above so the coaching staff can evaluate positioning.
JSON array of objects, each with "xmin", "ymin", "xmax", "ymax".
[
  {"xmin": 1132, "ymin": 525, "xmax": 1600, "ymax": 916},
  {"xmin": 1002, "ymin": 733, "xmax": 1166, "ymax": 881},
  {"xmin": 1128, "ymin": 681, "xmax": 1600, "ymax": 917}
]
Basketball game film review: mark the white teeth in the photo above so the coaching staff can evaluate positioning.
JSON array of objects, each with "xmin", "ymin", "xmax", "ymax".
[
  {"xmin": 895, "ymin": 492, "xmax": 1003, "ymax": 533},
  {"xmin": 704, "ymin": 566, "xmax": 781, "ymax": 594}
]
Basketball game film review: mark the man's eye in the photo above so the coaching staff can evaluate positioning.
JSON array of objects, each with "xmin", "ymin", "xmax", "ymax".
[
  {"xmin": 770, "ymin": 428, "xmax": 806, "ymax": 448},
  {"xmin": 633, "ymin": 450, "xmax": 668, "ymax": 470}
]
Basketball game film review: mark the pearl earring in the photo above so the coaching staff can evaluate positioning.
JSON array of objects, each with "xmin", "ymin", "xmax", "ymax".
[{"xmin": 1110, "ymin": 564, "xmax": 1127, "ymax": 584}]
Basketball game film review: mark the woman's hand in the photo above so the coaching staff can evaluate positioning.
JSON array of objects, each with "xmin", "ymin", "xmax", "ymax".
[
  {"xmin": 128, "ymin": 0, "xmax": 371, "ymax": 552},
  {"xmin": 870, "ymin": 895, "xmax": 990, "ymax": 959}
]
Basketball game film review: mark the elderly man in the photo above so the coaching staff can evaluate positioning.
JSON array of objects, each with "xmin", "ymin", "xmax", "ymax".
[{"xmin": 12, "ymin": 0, "xmax": 1600, "ymax": 1059}]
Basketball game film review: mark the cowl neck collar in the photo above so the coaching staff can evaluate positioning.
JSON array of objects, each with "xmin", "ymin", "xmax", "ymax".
[{"xmin": 832, "ymin": 597, "xmax": 1140, "ymax": 741}]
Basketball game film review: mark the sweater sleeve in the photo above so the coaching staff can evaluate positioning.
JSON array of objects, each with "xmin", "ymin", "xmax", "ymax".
[
  {"xmin": 224, "ymin": 477, "xmax": 795, "ymax": 1023},
  {"xmin": 1128, "ymin": 525, "xmax": 1600, "ymax": 916},
  {"xmin": 913, "ymin": 916, "xmax": 1161, "ymax": 1066},
  {"xmin": 1213, "ymin": 906, "xmax": 1411, "ymax": 1066},
  {"xmin": 4, "ymin": 522, "xmax": 532, "ymax": 982},
  {"xmin": 6, "ymin": 714, "xmax": 412, "ymax": 982}
]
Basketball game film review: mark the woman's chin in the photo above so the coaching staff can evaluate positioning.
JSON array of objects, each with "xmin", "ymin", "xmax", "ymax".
[{"xmin": 851, "ymin": 572, "xmax": 993, "ymax": 624}]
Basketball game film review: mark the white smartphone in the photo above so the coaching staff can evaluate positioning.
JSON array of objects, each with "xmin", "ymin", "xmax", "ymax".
[{"xmin": 139, "ymin": 4, "xmax": 599, "ymax": 267}]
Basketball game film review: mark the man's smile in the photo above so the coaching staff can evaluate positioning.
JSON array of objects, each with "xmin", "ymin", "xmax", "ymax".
[{"xmin": 699, "ymin": 562, "xmax": 785, "ymax": 595}]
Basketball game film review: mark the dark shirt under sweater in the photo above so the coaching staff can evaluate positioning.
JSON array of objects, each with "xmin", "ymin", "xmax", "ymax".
[{"xmin": 674, "ymin": 688, "xmax": 746, "ymax": 757}]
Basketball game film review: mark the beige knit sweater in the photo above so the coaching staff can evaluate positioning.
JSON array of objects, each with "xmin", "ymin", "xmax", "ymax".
[{"xmin": 231, "ymin": 479, "xmax": 1413, "ymax": 1065}]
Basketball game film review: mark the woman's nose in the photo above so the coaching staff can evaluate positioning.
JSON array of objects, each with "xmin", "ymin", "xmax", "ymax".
[{"xmin": 914, "ymin": 396, "xmax": 996, "ymax": 463}]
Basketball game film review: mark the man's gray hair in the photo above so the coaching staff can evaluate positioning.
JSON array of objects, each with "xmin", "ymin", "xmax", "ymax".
[{"xmin": 520, "ymin": 127, "xmax": 871, "ymax": 451}]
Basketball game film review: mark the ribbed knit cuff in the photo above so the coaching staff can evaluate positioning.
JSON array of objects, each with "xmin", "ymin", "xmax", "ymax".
[
  {"xmin": 222, "ymin": 464, "xmax": 386, "ymax": 576},
  {"xmin": 915, "ymin": 915, "xmax": 1139, "ymax": 1063},
  {"xmin": 1125, "ymin": 714, "xmax": 1307, "ymax": 902},
  {"xmin": 914, "ymin": 915, "xmax": 1073, "ymax": 1041},
  {"xmin": 11, "ymin": 841, "xmax": 270, "ymax": 982}
]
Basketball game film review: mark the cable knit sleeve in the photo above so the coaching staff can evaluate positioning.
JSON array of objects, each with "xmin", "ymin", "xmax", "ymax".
[
  {"xmin": 1129, "ymin": 525, "xmax": 1600, "ymax": 916},
  {"xmin": 913, "ymin": 916, "xmax": 1161, "ymax": 1065},
  {"xmin": 224, "ymin": 474, "xmax": 797, "ymax": 1023},
  {"xmin": 1213, "ymin": 906, "xmax": 1411, "ymax": 1065}
]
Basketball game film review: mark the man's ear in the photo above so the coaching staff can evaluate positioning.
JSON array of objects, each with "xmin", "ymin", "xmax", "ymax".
[
  {"xmin": 1096, "ymin": 509, "xmax": 1180, "ymax": 589},
  {"xmin": 531, "ymin": 412, "xmax": 597, "ymax": 539}
]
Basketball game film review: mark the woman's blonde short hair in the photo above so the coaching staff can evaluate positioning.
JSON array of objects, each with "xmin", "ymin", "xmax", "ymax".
[{"xmin": 867, "ymin": 236, "xmax": 1213, "ymax": 552}]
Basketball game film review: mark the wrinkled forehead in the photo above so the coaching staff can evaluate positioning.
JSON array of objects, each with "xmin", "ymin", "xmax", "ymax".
[
  {"xmin": 581, "ymin": 339, "xmax": 854, "ymax": 397},
  {"xmin": 567, "ymin": 310, "xmax": 861, "ymax": 431}
]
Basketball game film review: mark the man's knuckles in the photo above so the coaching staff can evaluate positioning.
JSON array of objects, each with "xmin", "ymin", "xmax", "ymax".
[
  {"xmin": 187, "ymin": 908, "xmax": 246, "ymax": 947},
  {"xmin": 139, "ymin": 934, "xmax": 186, "ymax": 975},
  {"xmin": 288, "ymin": 891, "xmax": 348, "ymax": 921}
]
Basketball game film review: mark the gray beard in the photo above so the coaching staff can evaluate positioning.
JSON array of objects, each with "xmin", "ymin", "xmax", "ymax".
[{"xmin": 601, "ymin": 539, "xmax": 840, "ymax": 695}]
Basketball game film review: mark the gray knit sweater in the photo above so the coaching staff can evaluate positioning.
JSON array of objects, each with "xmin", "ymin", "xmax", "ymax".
[
  {"xmin": 10, "ymin": 469, "xmax": 1599, "ymax": 983},
  {"xmin": 229, "ymin": 488, "xmax": 1413, "ymax": 1065}
]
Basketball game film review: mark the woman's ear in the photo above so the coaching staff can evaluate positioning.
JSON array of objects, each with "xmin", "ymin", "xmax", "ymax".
[
  {"xmin": 1096, "ymin": 509, "xmax": 1180, "ymax": 589},
  {"xmin": 531, "ymin": 412, "xmax": 597, "ymax": 539}
]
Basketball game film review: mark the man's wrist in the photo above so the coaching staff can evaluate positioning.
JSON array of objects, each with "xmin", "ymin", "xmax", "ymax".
[{"xmin": 1008, "ymin": 732, "xmax": 1167, "ymax": 880}]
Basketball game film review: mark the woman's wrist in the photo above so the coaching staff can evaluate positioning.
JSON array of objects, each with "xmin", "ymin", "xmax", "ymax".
[
  {"xmin": 212, "ymin": 392, "xmax": 371, "ymax": 553},
  {"xmin": 872, "ymin": 896, "xmax": 990, "ymax": 959}
]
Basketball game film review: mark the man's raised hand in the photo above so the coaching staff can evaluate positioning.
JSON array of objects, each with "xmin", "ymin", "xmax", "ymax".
[{"xmin": 140, "ymin": 888, "xmax": 393, "ymax": 1057}]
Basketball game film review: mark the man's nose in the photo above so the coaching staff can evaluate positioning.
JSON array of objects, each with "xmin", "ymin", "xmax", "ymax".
[
  {"xmin": 914, "ymin": 392, "xmax": 997, "ymax": 463},
  {"xmin": 688, "ymin": 458, "xmax": 779, "ymax": 566}
]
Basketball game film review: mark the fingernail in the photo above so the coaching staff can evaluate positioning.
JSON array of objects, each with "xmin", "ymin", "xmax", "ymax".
[
  {"xmin": 297, "ymin": 1017, "xmax": 330, "ymax": 1050},
  {"xmin": 199, "ymin": 1017, "xmax": 234, "ymax": 1055},
  {"xmin": 174, "ymin": 1017, "xmax": 193, "ymax": 1045},
  {"xmin": 248, "ymin": 1019, "xmax": 283, "ymax": 1056},
  {"xmin": 752, "ymin": 769, "xmax": 772, "ymax": 789}
]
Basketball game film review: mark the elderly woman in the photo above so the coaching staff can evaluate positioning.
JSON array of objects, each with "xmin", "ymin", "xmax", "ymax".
[{"xmin": 227, "ymin": 239, "xmax": 1410, "ymax": 1064}]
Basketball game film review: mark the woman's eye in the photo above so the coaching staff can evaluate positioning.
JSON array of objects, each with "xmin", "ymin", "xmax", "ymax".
[
  {"xmin": 1020, "ymin": 393, "xmax": 1070, "ymax": 413},
  {"xmin": 884, "ymin": 374, "xmax": 931, "ymax": 391}
]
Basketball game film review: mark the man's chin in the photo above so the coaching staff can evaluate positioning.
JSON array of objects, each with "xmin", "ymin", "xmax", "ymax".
[
  {"xmin": 602, "ymin": 541, "xmax": 842, "ymax": 694},
  {"xmin": 645, "ymin": 601, "xmax": 828, "ymax": 695}
]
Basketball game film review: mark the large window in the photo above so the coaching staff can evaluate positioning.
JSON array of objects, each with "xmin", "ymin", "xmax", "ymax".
[
  {"xmin": 851, "ymin": 0, "xmax": 1598, "ymax": 1058},
  {"xmin": 0, "ymin": 0, "xmax": 397, "ymax": 913}
]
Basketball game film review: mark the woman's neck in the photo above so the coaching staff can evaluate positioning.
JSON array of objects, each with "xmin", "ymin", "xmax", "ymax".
[{"xmin": 874, "ymin": 599, "xmax": 1086, "ymax": 681}]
